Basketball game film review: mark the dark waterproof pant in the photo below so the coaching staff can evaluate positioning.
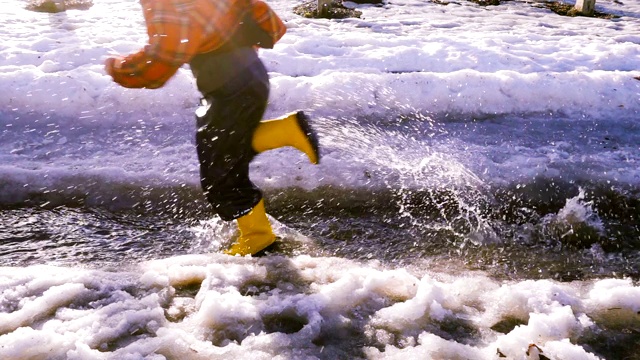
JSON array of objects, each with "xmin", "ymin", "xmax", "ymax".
[{"xmin": 195, "ymin": 59, "xmax": 269, "ymax": 221}]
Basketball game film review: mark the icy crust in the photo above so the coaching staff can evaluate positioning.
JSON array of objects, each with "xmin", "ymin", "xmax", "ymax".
[
  {"xmin": 2, "ymin": 106, "xmax": 639, "ymax": 211},
  {"xmin": 1, "ymin": 115, "xmax": 638, "ymax": 212},
  {"xmin": 0, "ymin": 255, "xmax": 638, "ymax": 359}
]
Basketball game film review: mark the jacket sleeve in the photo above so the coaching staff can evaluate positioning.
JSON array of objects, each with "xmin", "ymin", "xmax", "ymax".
[{"xmin": 107, "ymin": 10, "xmax": 203, "ymax": 89}]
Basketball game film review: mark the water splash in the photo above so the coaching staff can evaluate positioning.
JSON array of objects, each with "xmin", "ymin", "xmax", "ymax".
[
  {"xmin": 540, "ymin": 188, "xmax": 606, "ymax": 248},
  {"xmin": 188, "ymin": 215, "xmax": 321, "ymax": 257},
  {"xmin": 189, "ymin": 217, "xmax": 235, "ymax": 254},
  {"xmin": 319, "ymin": 112, "xmax": 497, "ymax": 246}
]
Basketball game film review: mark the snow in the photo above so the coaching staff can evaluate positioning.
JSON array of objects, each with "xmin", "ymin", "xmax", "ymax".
[
  {"xmin": 1, "ymin": 256, "xmax": 639, "ymax": 359},
  {"xmin": 1, "ymin": 0, "xmax": 639, "ymax": 358}
]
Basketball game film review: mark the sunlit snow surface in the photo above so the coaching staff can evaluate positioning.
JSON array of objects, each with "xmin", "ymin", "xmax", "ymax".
[{"xmin": 1, "ymin": 0, "xmax": 640, "ymax": 358}]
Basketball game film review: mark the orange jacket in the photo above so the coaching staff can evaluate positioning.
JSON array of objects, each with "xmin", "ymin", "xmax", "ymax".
[{"xmin": 106, "ymin": 0, "xmax": 286, "ymax": 89}]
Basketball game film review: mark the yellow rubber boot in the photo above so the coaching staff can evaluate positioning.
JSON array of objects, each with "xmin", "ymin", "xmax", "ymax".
[
  {"xmin": 224, "ymin": 199, "xmax": 276, "ymax": 256},
  {"xmin": 252, "ymin": 111, "xmax": 321, "ymax": 164}
]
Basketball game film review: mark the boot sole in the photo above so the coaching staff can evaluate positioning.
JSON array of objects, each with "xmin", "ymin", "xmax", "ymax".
[
  {"xmin": 294, "ymin": 111, "xmax": 321, "ymax": 164},
  {"xmin": 253, "ymin": 240, "xmax": 279, "ymax": 257}
]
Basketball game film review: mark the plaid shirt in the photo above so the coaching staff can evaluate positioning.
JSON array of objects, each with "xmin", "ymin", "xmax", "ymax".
[{"xmin": 107, "ymin": 0, "xmax": 285, "ymax": 89}]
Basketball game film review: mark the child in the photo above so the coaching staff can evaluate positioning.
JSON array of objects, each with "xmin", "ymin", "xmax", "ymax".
[{"xmin": 105, "ymin": 0, "xmax": 320, "ymax": 255}]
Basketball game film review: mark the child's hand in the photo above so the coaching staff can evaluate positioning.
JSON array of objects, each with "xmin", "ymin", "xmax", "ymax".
[{"xmin": 104, "ymin": 57, "xmax": 119, "ymax": 77}]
